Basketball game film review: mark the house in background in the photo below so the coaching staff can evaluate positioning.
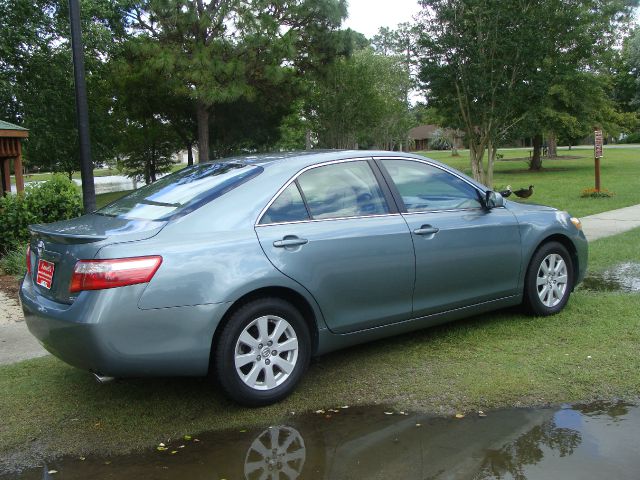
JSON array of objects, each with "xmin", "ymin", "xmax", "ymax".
[{"xmin": 408, "ymin": 125, "xmax": 464, "ymax": 151}]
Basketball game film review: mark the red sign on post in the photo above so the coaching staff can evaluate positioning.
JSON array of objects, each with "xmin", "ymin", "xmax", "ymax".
[{"xmin": 594, "ymin": 129, "xmax": 603, "ymax": 158}]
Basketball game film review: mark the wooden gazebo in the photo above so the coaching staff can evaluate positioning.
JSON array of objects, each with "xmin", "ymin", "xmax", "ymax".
[{"xmin": 0, "ymin": 120, "xmax": 27, "ymax": 195}]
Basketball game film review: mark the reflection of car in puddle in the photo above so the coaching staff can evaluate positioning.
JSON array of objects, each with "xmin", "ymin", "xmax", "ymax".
[
  {"xmin": 244, "ymin": 426, "xmax": 305, "ymax": 480},
  {"xmin": 14, "ymin": 403, "xmax": 640, "ymax": 480}
]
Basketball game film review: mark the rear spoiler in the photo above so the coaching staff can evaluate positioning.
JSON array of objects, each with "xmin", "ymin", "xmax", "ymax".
[{"xmin": 28, "ymin": 224, "xmax": 107, "ymax": 244}]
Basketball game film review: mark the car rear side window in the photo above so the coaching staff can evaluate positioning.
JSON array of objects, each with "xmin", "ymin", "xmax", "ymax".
[
  {"xmin": 381, "ymin": 159, "xmax": 482, "ymax": 212},
  {"xmin": 260, "ymin": 183, "xmax": 310, "ymax": 224},
  {"xmin": 97, "ymin": 162, "xmax": 262, "ymax": 221},
  {"xmin": 297, "ymin": 161, "xmax": 389, "ymax": 220}
]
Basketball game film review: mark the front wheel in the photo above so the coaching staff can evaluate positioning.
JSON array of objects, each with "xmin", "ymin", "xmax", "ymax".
[
  {"xmin": 214, "ymin": 298, "xmax": 311, "ymax": 406},
  {"xmin": 523, "ymin": 241, "xmax": 574, "ymax": 316}
]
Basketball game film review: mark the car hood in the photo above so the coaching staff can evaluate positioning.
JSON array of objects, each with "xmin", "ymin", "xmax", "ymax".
[{"xmin": 504, "ymin": 200, "xmax": 558, "ymax": 213}]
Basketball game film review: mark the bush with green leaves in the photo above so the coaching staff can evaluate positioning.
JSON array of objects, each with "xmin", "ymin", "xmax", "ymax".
[
  {"xmin": 0, "ymin": 245, "xmax": 26, "ymax": 276},
  {"xmin": 0, "ymin": 175, "xmax": 83, "ymax": 253}
]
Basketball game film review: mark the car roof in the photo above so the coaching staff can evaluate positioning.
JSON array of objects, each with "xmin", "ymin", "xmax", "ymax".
[{"xmin": 208, "ymin": 149, "xmax": 440, "ymax": 169}]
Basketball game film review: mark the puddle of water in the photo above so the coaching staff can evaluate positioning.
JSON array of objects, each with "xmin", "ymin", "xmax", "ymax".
[
  {"xmin": 581, "ymin": 262, "xmax": 640, "ymax": 292},
  {"xmin": 2, "ymin": 401, "xmax": 640, "ymax": 480}
]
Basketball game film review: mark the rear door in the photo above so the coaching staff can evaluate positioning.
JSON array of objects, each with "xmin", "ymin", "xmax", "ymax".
[
  {"xmin": 255, "ymin": 159, "xmax": 415, "ymax": 334},
  {"xmin": 378, "ymin": 158, "xmax": 522, "ymax": 317}
]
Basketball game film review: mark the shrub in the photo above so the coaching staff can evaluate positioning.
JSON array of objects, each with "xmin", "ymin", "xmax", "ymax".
[
  {"xmin": 0, "ymin": 175, "xmax": 83, "ymax": 253},
  {"xmin": 580, "ymin": 187, "xmax": 614, "ymax": 198},
  {"xmin": 0, "ymin": 245, "xmax": 26, "ymax": 276}
]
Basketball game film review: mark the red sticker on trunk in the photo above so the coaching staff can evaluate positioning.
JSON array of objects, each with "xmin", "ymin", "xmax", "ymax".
[{"xmin": 36, "ymin": 259, "xmax": 55, "ymax": 289}]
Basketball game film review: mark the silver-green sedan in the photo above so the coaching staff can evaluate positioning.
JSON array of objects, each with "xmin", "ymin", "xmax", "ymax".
[{"xmin": 20, "ymin": 151, "xmax": 587, "ymax": 405}]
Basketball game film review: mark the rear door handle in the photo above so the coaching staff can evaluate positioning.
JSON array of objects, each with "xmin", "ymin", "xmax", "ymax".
[
  {"xmin": 273, "ymin": 236, "xmax": 309, "ymax": 248},
  {"xmin": 413, "ymin": 225, "xmax": 439, "ymax": 236}
]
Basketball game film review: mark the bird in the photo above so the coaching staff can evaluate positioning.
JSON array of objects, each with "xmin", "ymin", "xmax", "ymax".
[
  {"xmin": 499, "ymin": 185, "xmax": 512, "ymax": 197},
  {"xmin": 513, "ymin": 185, "xmax": 534, "ymax": 199}
]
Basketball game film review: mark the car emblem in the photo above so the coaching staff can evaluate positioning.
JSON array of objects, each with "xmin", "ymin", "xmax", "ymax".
[{"xmin": 36, "ymin": 240, "xmax": 45, "ymax": 257}]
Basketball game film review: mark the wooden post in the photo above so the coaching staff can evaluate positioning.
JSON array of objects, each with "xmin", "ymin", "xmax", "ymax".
[
  {"xmin": 14, "ymin": 140, "xmax": 24, "ymax": 193},
  {"xmin": 594, "ymin": 129, "xmax": 603, "ymax": 192},
  {"xmin": 1, "ymin": 158, "xmax": 11, "ymax": 195}
]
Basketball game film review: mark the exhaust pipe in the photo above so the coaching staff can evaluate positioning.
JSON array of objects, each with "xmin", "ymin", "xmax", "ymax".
[{"xmin": 93, "ymin": 373, "xmax": 115, "ymax": 384}]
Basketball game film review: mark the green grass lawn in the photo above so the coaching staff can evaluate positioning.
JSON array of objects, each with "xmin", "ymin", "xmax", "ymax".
[
  {"xmin": 1, "ymin": 227, "xmax": 639, "ymax": 465},
  {"xmin": 417, "ymin": 145, "xmax": 640, "ymax": 217},
  {"xmin": 13, "ymin": 164, "xmax": 186, "ymax": 184}
]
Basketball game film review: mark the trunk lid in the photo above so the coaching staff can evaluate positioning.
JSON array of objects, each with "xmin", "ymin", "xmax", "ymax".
[{"xmin": 27, "ymin": 214, "xmax": 166, "ymax": 304}]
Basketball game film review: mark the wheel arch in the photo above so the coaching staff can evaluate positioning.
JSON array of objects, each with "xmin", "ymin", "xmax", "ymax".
[
  {"xmin": 209, "ymin": 286, "xmax": 320, "ymax": 373},
  {"xmin": 530, "ymin": 233, "xmax": 580, "ymax": 289}
]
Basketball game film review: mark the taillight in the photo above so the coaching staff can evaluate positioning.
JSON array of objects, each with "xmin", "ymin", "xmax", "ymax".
[
  {"xmin": 26, "ymin": 244, "xmax": 32, "ymax": 276},
  {"xmin": 69, "ymin": 256, "xmax": 162, "ymax": 293}
]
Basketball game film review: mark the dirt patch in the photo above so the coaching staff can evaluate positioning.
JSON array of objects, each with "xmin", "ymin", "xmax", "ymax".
[
  {"xmin": 498, "ymin": 155, "xmax": 585, "ymax": 162},
  {"xmin": 499, "ymin": 167, "xmax": 572, "ymax": 174},
  {"xmin": 0, "ymin": 275, "xmax": 20, "ymax": 303}
]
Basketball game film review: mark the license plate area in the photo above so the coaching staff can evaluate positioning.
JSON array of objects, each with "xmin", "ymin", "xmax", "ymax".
[{"xmin": 36, "ymin": 259, "xmax": 55, "ymax": 289}]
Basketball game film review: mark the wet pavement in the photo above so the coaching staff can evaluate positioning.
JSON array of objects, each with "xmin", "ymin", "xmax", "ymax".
[
  {"xmin": 2, "ymin": 401, "xmax": 639, "ymax": 480},
  {"xmin": 581, "ymin": 262, "xmax": 640, "ymax": 293}
]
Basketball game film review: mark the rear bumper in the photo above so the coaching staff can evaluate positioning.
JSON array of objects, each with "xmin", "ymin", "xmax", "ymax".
[{"xmin": 20, "ymin": 275, "xmax": 231, "ymax": 377}]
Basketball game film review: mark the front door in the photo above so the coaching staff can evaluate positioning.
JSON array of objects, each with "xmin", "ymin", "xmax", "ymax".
[
  {"xmin": 378, "ymin": 158, "xmax": 522, "ymax": 317},
  {"xmin": 255, "ymin": 159, "xmax": 415, "ymax": 333}
]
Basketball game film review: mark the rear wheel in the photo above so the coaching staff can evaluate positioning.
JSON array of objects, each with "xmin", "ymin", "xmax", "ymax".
[
  {"xmin": 215, "ymin": 298, "xmax": 311, "ymax": 406},
  {"xmin": 523, "ymin": 241, "xmax": 574, "ymax": 316}
]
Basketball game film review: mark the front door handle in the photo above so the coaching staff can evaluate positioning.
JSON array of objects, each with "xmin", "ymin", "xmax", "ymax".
[
  {"xmin": 413, "ymin": 225, "xmax": 439, "ymax": 236},
  {"xmin": 273, "ymin": 236, "xmax": 309, "ymax": 248}
]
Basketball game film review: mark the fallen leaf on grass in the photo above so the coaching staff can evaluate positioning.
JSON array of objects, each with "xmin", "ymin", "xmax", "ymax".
[
  {"xmin": 170, "ymin": 451, "xmax": 178, "ymax": 455},
  {"xmin": 183, "ymin": 435, "xmax": 192, "ymax": 441}
]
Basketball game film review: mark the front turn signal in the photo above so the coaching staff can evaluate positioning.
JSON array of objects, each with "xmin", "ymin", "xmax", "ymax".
[{"xmin": 570, "ymin": 217, "xmax": 582, "ymax": 230}]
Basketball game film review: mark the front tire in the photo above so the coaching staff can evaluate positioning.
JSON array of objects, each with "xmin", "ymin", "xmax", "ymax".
[
  {"xmin": 523, "ymin": 241, "xmax": 574, "ymax": 316},
  {"xmin": 214, "ymin": 298, "xmax": 311, "ymax": 406}
]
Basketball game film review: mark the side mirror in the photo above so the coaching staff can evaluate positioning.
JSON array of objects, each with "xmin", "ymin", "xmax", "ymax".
[{"xmin": 484, "ymin": 191, "xmax": 504, "ymax": 209}]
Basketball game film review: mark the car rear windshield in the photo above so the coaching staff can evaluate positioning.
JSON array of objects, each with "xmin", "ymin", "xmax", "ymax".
[{"xmin": 97, "ymin": 162, "xmax": 263, "ymax": 221}]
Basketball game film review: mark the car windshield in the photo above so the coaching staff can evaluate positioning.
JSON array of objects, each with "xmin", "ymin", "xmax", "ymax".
[{"xmin": 97, "ymin": 162, "xmax": 263, "ymax": 221}]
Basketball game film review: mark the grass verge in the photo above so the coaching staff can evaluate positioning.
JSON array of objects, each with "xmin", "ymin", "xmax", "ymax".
[{"xmin": 1, "ymin": 228, "xmax": 639, "ymax": 466}]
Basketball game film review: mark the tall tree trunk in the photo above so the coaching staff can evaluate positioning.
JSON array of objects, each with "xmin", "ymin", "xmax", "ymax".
[
  {"xmin": 529, "ymin": 134, "xmax": 543, "ymax": 170},
  {"xmin": 305, "ymin": 130, "xmax": 312, "ymax": 150},
  {"xmin": 469, "ymin": 141, "xmax": 486, "ymax": 185},
  {"xmin": 196, "ymin": 100, "xmax": 209, "ymax": 163},
  {"xmin": 547, "ymin": 132, "xmax": 558, "ymax": 158},
  {"xmin": 486, "ymin": 140, "xmax": 497, "ymax": 188},
  {"xmin": 187, "ymin": 143, "xmax": 194, "ymax": 166}
]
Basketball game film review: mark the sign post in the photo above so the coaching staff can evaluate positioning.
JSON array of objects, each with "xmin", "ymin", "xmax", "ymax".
[{"xmin": 594, "ymin": 129, "xmax": 603, "ymax": 192}]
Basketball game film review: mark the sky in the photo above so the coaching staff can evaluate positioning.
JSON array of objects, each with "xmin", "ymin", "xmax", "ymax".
[{"xmin": 343, "ymin": 0, "xmax": 421, "ymax": 39}]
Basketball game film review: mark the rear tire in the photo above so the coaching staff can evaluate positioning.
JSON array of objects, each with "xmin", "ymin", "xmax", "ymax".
[
  {"xmin": 523, "ymin": 241, "xmax": 574, "ymax": 316},
  {"xmin": 214, "ymin": 298, "xmax": 311, "ymax": 406}
]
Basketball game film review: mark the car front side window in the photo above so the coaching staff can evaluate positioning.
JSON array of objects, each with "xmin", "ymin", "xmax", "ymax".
[{"xmin": 381, "ymin": 159, "xmax": 482, "ymax": 212}]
